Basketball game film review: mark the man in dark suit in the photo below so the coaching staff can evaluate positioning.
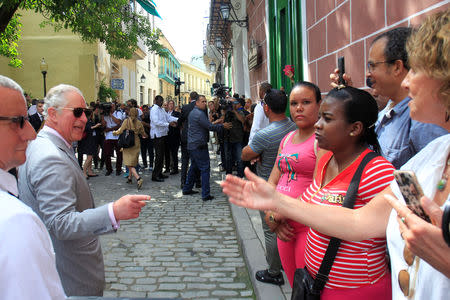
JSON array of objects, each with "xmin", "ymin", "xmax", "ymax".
[
  {"xmin": 29, "ymin": 99, "xmax": 44, "ymax": 132},
  {"xmin": 178, "ymin": 91, "xmax": 200, "ymax": 189},
  {"xmin": 166, "ymin": 99, "xmax": 181, "ymax": 174}
]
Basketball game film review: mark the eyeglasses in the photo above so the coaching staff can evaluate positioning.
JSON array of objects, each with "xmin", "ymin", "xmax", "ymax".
[
  {"xmin": 367, "ymin": 60, "xmax": 396, "ymax": 72},
  {"xmin": 61, "ymin": 107, "xmax": 90, "ymax": 118},
  {"xmin": 0, "ymin": 115, "xmax": 29, "ymax": 129},
  {"xmin": 398, "ymin": 245, "xmax": 420, "ymax": 297}
]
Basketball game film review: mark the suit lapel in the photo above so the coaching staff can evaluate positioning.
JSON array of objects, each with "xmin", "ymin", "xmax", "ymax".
[{"xmin": 38, "ymin": 131, "xmax": 79, "ymax": 166}]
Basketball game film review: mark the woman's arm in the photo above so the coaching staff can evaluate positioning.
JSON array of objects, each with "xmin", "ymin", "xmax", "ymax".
[
  {"xmin": 267, "ymin": 147, "xmax": 282, "ymax": 188},
  {"xmin": 222, "ymin": 168, "xmax": 393, "ymax": 241},
  {"xmin": 112, "ymin": 118, "xmax": 127, "ymax": 136}
]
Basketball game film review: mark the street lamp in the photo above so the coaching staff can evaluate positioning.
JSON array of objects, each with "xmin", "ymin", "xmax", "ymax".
[
  {"xmin": 215, "ymin": 37, "xmax": 222, "ymax": 49},
  {"xmin": 40, "ymin": 58, "xmax": 48, "ymax": 97},
  {"xmin": 209, "ymin": 62, "xmax": 216, "ymax": 73},
  {"xmin": 219, "ymin": 2, "xmax": 248, "ymax": 28},
  {"xmin": 219, "ymin": 4, "xmax": 230, "ymax": 20},
  {"xmin": 140, "ymin": 74, "xmax": 146, "ymax": 84}
]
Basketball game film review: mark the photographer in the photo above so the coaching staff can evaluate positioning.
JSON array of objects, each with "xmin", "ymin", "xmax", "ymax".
[
  {"xmin": 223, "ymin": 97, "xmax": 245, "ymax": 178},
  {"xmin": 101, "ymin": 103, "xmax": 122, "ymax": 176}
]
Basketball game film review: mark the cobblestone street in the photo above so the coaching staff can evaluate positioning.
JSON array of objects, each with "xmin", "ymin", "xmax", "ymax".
[{"xmin": 90, "ymin": 149, "xmax": 255, "ymax": 299}]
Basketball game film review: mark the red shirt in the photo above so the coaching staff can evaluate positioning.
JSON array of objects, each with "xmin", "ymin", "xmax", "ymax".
[{"xmin": 302, "ymin": 149, "xmax": 395, "ymax": 288}]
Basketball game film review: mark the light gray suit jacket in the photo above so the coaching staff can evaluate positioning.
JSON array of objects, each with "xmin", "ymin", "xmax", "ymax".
[{"xmin": 18, "ymin": 130, "xmax": 114, "ymax": 296}]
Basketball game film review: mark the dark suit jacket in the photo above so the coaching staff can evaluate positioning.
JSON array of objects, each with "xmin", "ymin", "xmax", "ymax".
[
  {"xmin": 29, "ymin": 113, "xmax": 43, "ymax": 132},
  {"xmin": 168, "ymin": 110, "xmax": 181, "ymax": 139},
  {"xmin": 178, "ymin": 101, "xmax": 196, "ymax": 144}
]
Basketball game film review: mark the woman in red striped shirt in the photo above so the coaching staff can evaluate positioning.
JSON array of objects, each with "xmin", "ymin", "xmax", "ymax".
[{"xmin": 224, "ymin": 86, "xmax": 395, "ymax": 299}]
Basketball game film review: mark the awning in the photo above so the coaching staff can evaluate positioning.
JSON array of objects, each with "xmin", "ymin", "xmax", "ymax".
[{"xmin": 136, "ymin": 0, "xmax": 162, "ymax": 19}]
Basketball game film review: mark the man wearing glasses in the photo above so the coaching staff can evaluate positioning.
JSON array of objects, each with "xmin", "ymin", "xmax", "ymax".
[
  {"xmin": 0, "ymin": 75, "xmax": 66, "ymax": 298},
  {"xmin": 332, "ymin": 27, "xmax": 446, "ymax": 169},
  {"xmin": 18, "ymin": 84, "xmax": 149, "ymax": 296}
]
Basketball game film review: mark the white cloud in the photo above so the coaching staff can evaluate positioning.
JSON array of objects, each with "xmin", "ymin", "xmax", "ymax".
[{"xmin": 154, "ymin": 0, "xmax": 210, "ymax": 62}]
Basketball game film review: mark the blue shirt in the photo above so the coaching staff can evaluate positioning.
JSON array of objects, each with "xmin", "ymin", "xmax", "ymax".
[
  {"xmin": 187, "ymin": 107, "xmax": 223, "ymax": 151},
  {"xmin": 375, "ymin": 96, "xmax": 447, "ymax": 169}
]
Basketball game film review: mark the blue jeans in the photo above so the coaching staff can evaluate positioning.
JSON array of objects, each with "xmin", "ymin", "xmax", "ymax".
[
  {"xmin": 183, "ymin": 148, "xmax": 210, "ymax": 198},
  {"xmin": 224, "ymin": 141, "xmax": 244, "ymax": 177}
]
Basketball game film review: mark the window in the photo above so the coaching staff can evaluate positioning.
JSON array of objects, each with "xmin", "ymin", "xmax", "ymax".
[
  {"xmin": 139, "ymin": 86, "xmax": 144, "ymax": 105},
  {"xmin": 148, "ymin": 60, "xmax": 151, "ymax": 71}
]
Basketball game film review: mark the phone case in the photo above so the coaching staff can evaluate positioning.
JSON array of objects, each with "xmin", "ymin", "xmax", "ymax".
[{"xmin": 393, "ymin": 170, "xmax": 431, "ymax": 223}]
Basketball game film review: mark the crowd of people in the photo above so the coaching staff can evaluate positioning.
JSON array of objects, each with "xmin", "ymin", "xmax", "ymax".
[
  {"xmin": 0, "ymin": 8, "xmax": 448, "ymax": 300},
  {"xmin": 222, "ymin": 9, "xmax": 449, "ymax": 300}
]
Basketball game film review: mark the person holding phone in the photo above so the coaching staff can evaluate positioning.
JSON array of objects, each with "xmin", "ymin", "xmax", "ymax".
[
  {"xmin": 222, "ymin": 10, "xmax": 450, "ymax": 299},
  {"xmin": 228, "ymin": 86, "xmax": 396, "ymax": 298}
]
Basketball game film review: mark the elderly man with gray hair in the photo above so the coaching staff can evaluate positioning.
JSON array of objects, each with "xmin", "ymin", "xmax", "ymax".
[
  {"xmin": 0, "ymin": 75, "xmax": 66, "ymax": 299},
  {"xmin": 18, "ymin": 84, "xmax": 149, "ymax": 296}
]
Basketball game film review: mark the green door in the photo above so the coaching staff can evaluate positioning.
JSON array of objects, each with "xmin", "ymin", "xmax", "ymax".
[{"xmin": 269, "ymin": 0, "xmax": 303, "ymax": 94}]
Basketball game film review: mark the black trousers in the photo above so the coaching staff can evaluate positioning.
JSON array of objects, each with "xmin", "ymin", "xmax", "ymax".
[
  {"xmin": 140, "ymin": 136, "xmax": 154, "ymax": 168},
  {"xmin": 152, "ymin": 136, "xmax": 165, "ymax": 179},
  {"xmin": 168, "ymin": 135, "xmax": 180, "ymax": 172}
]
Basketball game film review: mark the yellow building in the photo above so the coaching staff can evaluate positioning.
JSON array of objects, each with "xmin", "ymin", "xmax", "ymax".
[
  {"xmin": 157, "ymin": 34, "xmax": 180, "ymax": 104},
  {"xmin": 179, "ymin": 61, "xmax": 214, "ymax": 105},
  {"xmin": 0, "ymin": 9, "xmax": 146, "ymax": 103}
]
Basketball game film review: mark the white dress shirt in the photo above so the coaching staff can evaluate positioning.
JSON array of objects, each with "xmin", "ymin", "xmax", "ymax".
[
  {"xmin": 150, "ymin": 105, "xmax": 178, "ymax": 138},
  {"xmin": 0, "ymin": 169, "xmax": 66, "ymax": 299},
  {"xmin": 249, "ymin": 100, "xmax": 269, "ymax": 144}
]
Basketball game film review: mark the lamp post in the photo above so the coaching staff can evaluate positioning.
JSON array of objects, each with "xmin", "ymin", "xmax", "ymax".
[
  {"xmin": 140, "ymin": 74, "xmax": 146, "ymax": 84},
  {"xmin": 40, "ymin": 58, "xmax": 48, "ymax": 97}
]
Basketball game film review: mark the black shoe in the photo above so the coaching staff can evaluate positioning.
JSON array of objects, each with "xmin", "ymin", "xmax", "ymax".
[
  {"xmin": 161, "ymin": 174, "xmax": 169, "ymax": 179},
  {"xmin": 116, "ymin": 170, "xmax": 122, "ymax": 176},
  {"xmin": 126, "ymin": 178, "xmax": 132, "ymax": 184},
  {"xmin": 170, "ymin": 170, "xmax": 179, "ymax": 175},
  {"xmin": 152, "ymin": 177, "xmax": 164, "ymax": 182},
  {"xmin": 105, "ymin": 171, "xmax": 112, "ymax": 176},
  {"xmin": 182, "ymin": 190, "xmax": 199, "ymax": 195},
  {"xmin": 163, "ymin": 169, "xmax": 170, "ymax": 173},
  {"xmin": 202, "ymin": 195, "xmax": 214, "ymax": 201},
  {"xmin": 255, "ymin": 270, "xmax": 284, "ymax": 286}
]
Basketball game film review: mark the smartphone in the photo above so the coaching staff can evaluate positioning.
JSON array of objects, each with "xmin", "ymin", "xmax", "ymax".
[
  {"xmin": 338, "ymin": 56, "xmax": 346, "ymax": 85},
  {"xmin": 393, "ymin": 170, "xmax": 431, "ymax": 223}
]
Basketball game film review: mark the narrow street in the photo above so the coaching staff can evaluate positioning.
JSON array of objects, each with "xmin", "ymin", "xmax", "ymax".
[{"xmin": 90, "ymin": 148, "xmax": 255, "ymax": 299}]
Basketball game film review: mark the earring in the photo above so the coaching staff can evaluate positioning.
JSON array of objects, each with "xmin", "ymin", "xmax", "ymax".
[{"xmin": 350, "ymin": 132, "xmax": 355, "ymax": 136}]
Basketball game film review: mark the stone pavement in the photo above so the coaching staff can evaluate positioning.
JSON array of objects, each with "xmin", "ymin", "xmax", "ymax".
[{"xmin": 87, "ymin": 145, "xmax": 292, "ymax": 299}]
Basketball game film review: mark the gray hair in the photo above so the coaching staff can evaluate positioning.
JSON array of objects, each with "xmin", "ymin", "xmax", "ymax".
[
  {"xmin": 43, "ymin": 84, "xmax": 84, "ymax": 118},
  {"xmin": 0, "ymin": 75, "xmax": 26, "ymax": 105}
]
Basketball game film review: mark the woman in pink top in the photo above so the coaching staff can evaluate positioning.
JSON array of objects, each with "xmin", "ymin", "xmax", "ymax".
[{"xmin": 266, "ymin": 81, "xmax": 322, "ymax": 286}]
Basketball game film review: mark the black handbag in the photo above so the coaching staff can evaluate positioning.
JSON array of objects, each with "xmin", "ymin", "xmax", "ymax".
[
  {"xmin": 118, "ymin": 129, "xmax": 135, "ymax": 148},
  {"xmin": 117, "ymin": 119, "xmax": 136, "ymax": 149},
  {"xmin": 291, "ymin": 152, "xmax": 378, "ymax": 300}
]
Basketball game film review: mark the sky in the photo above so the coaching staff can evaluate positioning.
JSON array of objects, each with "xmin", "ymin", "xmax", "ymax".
[{"xmin": 153, "ymin": 0, "xmax": 211, "ymax": 63}]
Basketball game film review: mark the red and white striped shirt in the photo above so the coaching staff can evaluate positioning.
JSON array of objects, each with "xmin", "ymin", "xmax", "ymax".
[{"xmin": 302, "ymin": 149, "xmax": 395, "ymax": 289}]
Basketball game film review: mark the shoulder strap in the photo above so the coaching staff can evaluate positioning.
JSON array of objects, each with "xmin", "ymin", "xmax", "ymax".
[
  {"xmin": 281, "ymin": 130, "xmax": 296, "ymax": 150},
  {"xmin": 312, "ymin": 151, "xmax": 378, "ymax": 293}
]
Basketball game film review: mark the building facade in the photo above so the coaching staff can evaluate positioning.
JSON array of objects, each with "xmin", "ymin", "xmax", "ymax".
[
  {"xmin": 206, "ymin": 0, "xmax": 449, "ymax": 100},
  {"xmin": 179, "ymin": 61, "xmax": 214, "ymax": 105}
]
